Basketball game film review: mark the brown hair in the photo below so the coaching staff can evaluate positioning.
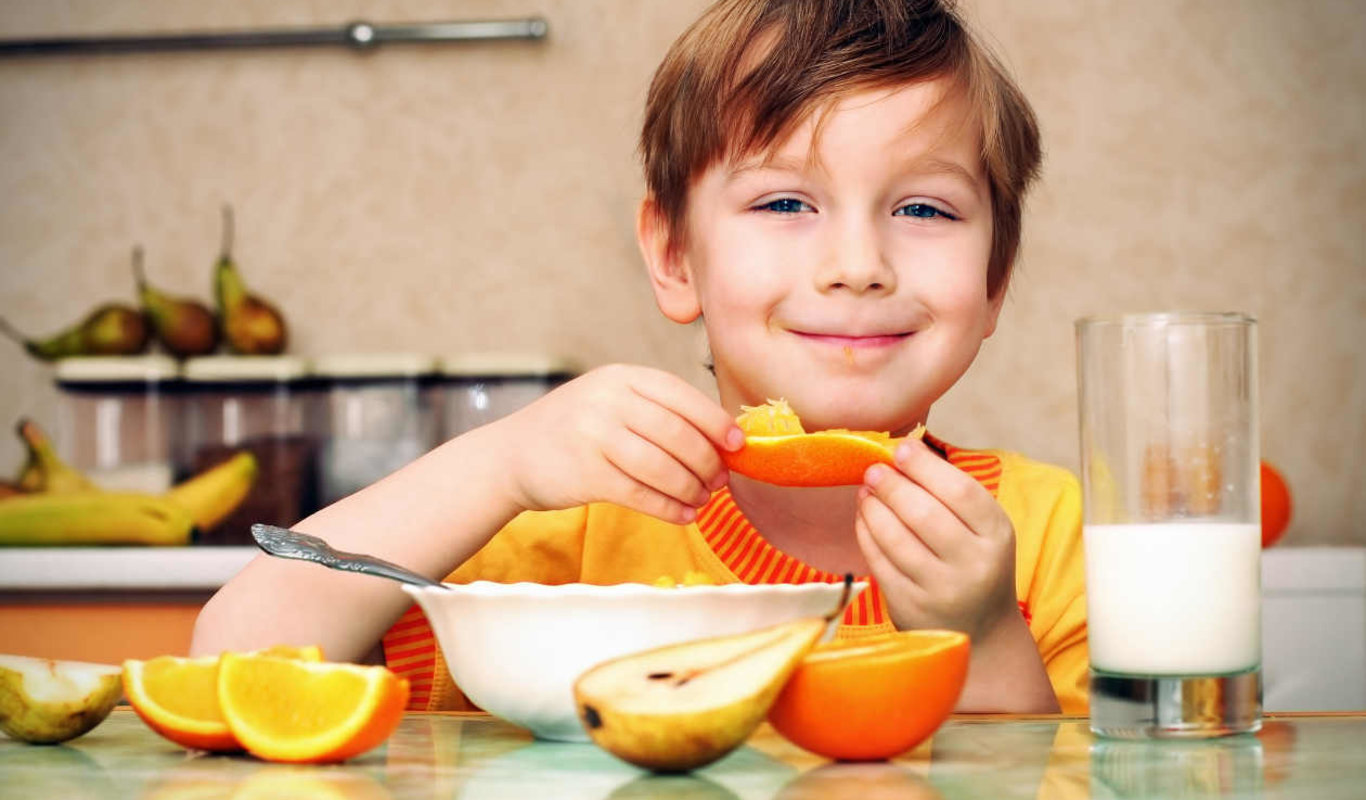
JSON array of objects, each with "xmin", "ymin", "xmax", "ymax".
[{"xmin": 640, "ymin": 0, "xmax": 1041, "ymax": 297}]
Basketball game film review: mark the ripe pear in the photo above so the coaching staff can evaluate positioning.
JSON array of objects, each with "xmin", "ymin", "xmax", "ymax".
[
  {"xmin": 0, "ymin": 654, "xmax": 123, "ymax": 744},
  {"xmin": 574, "ymin": 616, "xmax": 831, "ymax": 773},
  {"xmin": 14, "ymin": 418, "xmax": 97, "ymax": 494},
  {"xmin": 0, "ymin": 304, "xmax": 148, "ymax": 361},
  {"xmin": 132, "ymin": 245, "xmax": 217, "ymax": 358},
  {"xmin": 214, "ymin": 205, "xmax": 287, "ymax": 355}
]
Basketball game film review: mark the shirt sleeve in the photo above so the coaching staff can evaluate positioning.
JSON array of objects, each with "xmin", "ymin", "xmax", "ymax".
[
  {"xmin": 443, "ymin": 505, "xmax": 590, "ymax": 585},
  {"xmin": 1002, "ymin": 455, "xmax": 1090, "ymax": 715}
]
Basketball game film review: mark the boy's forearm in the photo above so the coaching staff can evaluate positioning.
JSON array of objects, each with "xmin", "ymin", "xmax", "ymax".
[
  {"xmin": 191, "ymin": 422, "xmax": 525, "ymax": 662},
  {"xmin": 954, "ymin": 612, "xmax": 1061, "ymax": 714},
  {"xmin": 294, "ymin": 421, "xmax": 527, "ymax": 575}
]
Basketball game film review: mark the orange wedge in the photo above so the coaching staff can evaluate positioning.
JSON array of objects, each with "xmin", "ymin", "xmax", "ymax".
[
  {"xmin": 768, "ymin": 630, "xmax": 969, "ymax": 761},
  {"xmin": 723, "ymin": 399, "xmax": 923, "ymax": 487},
  {"xmin": 122, "ymin": 645, "xmax": 322, "ymax": 752},
  {"xmin": 218, "ymin": 653, "xmax": 409, "ymax": 763}
]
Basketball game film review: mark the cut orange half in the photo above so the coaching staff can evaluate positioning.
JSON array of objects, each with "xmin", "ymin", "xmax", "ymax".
[
  {"xmin": 122, "ymin": 645, "xmax": 322, "ymax": 752},
  {"xmin": 218, "ymin": 653, "xmax": 409, "ymax": 763},
  {"xmin": 724, "ymin": 399, "xmax": 923, "ymax": 487},
  {"xmin": 768, "ymin": 630, "xmax": 969, "ymax": 761}
]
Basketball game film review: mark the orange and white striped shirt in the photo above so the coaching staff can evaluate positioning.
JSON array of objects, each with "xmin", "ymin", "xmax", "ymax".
[{"xmin": 382, "ymin": 434, "xmax": 1088, "ymax": 713}]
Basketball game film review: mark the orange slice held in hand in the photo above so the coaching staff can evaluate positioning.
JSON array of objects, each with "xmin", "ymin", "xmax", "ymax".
[
  {"xmin": 767, "ymin": 630, "xmax": 970, "ymax": 761},
  {"xmin": 122, "ymin": 645, "xmax": 323, "ymax": 752},
  {"xmin": 217, "ymin": 652, "xmax": 409, "ymax": 764},
  {"xmin": 722, "ymin": 399, "xmax": 924, "ymax": 487}
]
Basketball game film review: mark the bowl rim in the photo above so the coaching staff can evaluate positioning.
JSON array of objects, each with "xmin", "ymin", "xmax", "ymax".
[{"xmin": 399, "ymin": 579, "xmax": 869, "ymax": 599}]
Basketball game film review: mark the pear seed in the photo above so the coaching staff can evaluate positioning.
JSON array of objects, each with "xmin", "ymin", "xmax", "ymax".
[{"xmin": 582, "ymin": 704, "xmax": 603, "ymax": 729}]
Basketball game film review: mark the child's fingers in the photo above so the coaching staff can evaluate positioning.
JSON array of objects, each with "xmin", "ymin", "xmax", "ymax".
[
  {"xmin": 621, "ymin": 392, "xmax": 730, "ymax": 491},
  {"xmin": 602, "ymin": 466, "xmax": 698, "ymax": 525},
  {"xmin": 854, "ymin": 515, "xmax": 929, "ymax": 606},
  {"xmin": 893, "ymin": 437, "xmax": 998, "ymax": 535},
  {"xmin": 856, "ymin": 492, "xmax": 938, "ymax": 586},
  {"xmin": 602, "ymin": 428, "xmax": 713, "ymax": 510},
  {"xmin": 864, "ymin": 463, "xmax": 972, "ymax": 563},
  {"xmin": 628, "ymin": 369, "xmax": 744, "ymax": 452}
]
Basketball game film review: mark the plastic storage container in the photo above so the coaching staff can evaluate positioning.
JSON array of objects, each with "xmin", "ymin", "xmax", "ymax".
[
  {"xmin": 313, "ymin": 354, "xmax": 440, "ymax": 506},
  {"xmin": 439, "ymin": 354, "xmax": 579, "ymax": 438},
  {"xmin": 179, "ymin": 355, "xmax": 317, "ymax": 545},
  {"xmin": 53, "ymin": 355, "xmax": 181, "ymax": 493}
]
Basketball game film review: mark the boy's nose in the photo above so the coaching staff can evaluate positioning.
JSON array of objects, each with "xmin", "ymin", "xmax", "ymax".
[{"xmin": 815, "ymin": 220, "xmax": 897, "ymax": 294}]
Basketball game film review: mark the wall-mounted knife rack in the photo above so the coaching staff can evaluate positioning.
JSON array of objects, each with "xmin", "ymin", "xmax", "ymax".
[{"xmin": 0, "ymin": 18, "xmax": 548, "ymax": 57}]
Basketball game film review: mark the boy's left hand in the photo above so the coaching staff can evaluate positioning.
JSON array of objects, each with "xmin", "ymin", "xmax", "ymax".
[{"xmin": 854, "ymin": 437, "xmax": 1018, "ymax": 642}]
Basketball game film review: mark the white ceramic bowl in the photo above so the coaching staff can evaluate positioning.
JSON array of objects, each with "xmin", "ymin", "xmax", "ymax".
[{"xmin": 401, "ymin": 580, "xmax": 865, "ymax": 742}]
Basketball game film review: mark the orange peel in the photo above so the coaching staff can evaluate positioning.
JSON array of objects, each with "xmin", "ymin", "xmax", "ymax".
[{"xmin": 723, "ymin": 399, "xmax": 924, "ymax": 487}]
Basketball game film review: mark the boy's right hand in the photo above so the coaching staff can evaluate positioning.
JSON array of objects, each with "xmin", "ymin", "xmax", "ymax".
[{"xmin": 490, "ymin": 364, "xmax": 744, "ymax": 524}]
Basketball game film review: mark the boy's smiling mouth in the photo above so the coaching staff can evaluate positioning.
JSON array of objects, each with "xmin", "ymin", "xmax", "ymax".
[{"xmin": 790, "ymin": 330, "xmax": 913, "ymax": 349}]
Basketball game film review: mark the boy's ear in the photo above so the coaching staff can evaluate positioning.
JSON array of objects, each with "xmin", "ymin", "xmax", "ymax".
[
  {"xmin": 637, "ymin": 198, "xmax": 702, "ymax": 324},
  {"xmin": 983, "ymin": 284, "xmax": 1007, "ymax": 339}
]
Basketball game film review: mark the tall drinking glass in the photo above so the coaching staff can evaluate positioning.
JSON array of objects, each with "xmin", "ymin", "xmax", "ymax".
[{"xmin": 1076, "ymin": 312, "xmax": 1262, "ymax": 738}]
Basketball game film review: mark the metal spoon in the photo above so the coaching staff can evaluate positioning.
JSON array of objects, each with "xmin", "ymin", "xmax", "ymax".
[{"xmin": 250, "ymin": 523, "xmax": 448, "ymax": 590}]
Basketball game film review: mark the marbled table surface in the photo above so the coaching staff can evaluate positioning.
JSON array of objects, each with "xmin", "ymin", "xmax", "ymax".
[{"xmin": 3, "ymin": 709, "xmax": 1364, "ymax": 799}]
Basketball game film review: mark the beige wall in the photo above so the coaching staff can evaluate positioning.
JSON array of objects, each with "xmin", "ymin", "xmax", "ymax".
[{"xmin": 0, "ymin": 1, "xmax": 1362, "ymax": 545}]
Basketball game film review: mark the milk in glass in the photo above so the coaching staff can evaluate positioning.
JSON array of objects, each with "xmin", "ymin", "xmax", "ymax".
[{"xmin": 1085, "ymin": 522, "xmax": 1261, "ymax": 676}]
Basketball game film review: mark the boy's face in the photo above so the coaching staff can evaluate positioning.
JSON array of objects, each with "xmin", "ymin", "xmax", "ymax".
[{"xmin": 646, "ymin": 77, "xmax": 1000, "ymax": 434}]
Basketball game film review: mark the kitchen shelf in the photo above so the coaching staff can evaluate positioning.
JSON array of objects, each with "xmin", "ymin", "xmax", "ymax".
[{"xmin": 0, "ymin": 547, "xmax": 257, "ymax": 592}]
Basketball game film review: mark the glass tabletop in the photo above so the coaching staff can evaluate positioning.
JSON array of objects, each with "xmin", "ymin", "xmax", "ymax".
[{"xmin": 2, "ymin": 709, "xmax": 1363, "ymax": 799}]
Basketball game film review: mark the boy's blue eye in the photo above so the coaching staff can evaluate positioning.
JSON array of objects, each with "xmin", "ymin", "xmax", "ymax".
[
  {"xmin": 756, "ymin": 198, "xmax": 813, "ymax": 214},
  {"xmin": 894, "ymin": 203, "xmax": 957, "ymax": 220}
]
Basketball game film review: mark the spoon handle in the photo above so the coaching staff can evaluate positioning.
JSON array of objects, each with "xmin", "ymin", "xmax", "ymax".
[{"xmin": 250, "ymin": 523, "xmax": 447, "ymax": 590}]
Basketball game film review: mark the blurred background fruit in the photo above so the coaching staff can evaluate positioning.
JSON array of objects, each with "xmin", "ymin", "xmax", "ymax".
[
  {"xmin": 0, "ymin": 304, "xmax": 148, "ymax": 361},
  {"xmin": 0, "ymin": 419, "xmax": 255, "ymax": 546},
  {"xmin": 133, "ymin": 245, "xmax": 218, "ymax": 358},
  {"xmin": 1261, "ymin": 460, "xmax": 1293, "ymax": 548},
  {"xmin": 13, "ymin": 418, "xmax": 96, "ymax": 494},
  {"xmin": 214, "ymin": 205, "xmax": 287, "ymax": 355}
]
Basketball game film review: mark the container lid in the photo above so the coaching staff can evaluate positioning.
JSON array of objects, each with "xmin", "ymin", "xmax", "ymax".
[
  {"xmin": 182, "ymin": 355, "xmax": 310, "ymax": 383},
  {"xmin": 55, "ymin": 355, "xmax": 180, "ymax": 384},
  {"xmin": 439, "ymin": 353, "xmax": 581, "ymax": 379},
  {"xmin": 313, "ymin": 353, "xmax": 439, "ymax": 380}
]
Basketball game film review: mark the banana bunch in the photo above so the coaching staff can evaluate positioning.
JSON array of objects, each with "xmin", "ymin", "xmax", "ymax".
[{"xmin": 0, "ymin": 420, "xmax": 256, "ymax": 546}]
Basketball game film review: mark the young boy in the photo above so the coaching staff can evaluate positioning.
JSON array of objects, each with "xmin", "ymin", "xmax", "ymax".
[{"xmin": 193, "ymin": 0, "xmax": 1087, "ymax": 715}]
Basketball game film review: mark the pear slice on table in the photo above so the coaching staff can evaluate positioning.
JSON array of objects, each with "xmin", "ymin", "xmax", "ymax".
[
  {"xmin": 0, "ymin": 654, "xmax": 123, "ymax": 744},
  {"xmin": 574, "ymin": 578, "xmax": 854, "ymax": 773}
]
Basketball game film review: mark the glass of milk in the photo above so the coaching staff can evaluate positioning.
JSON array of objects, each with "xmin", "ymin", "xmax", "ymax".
[{"xmin": 1077, "ymin": 312, "xmax": 1262, "ymax": 738}]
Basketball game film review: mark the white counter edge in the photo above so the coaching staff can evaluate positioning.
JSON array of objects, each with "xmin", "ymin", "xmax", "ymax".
[
  {"xmin": 0, "ymin": 547, "xmax": 259, "ymax": 592},
  {"xmin": 1, "ymin": 544, "xmax": 1360, "ymax": 593},
  {"xmin": 1263, "ymin": 546, "xmax": 1366, "ymax": 592}
]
